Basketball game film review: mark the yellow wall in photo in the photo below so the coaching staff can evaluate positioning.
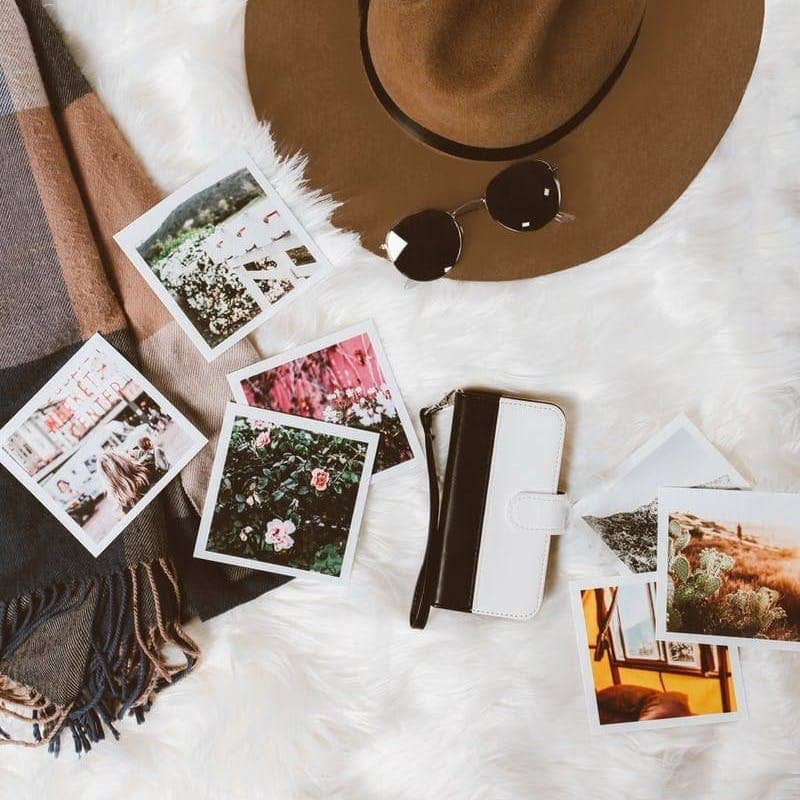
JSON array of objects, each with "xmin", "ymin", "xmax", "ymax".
[{"xmin": 581, "ymin": 589, "xmax": 737, "ymax": 715}]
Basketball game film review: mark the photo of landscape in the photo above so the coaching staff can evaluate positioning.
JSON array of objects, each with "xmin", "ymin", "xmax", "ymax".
[
  {"xmin": 576, "ymin": 416, "xmax": 748, "ymax": 574},
  {"xmin": 583, "ymin": 498, "xmax": 660, "ymax": 573},
  {"xmin": 665, "ymin": 509, "xmax": 800, "ymax": 643}
]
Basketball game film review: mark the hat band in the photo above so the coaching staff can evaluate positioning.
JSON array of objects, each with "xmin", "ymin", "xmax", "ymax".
[{"xmin": 359, "ymin": 2, "xmax": 644, "ymax": 162}]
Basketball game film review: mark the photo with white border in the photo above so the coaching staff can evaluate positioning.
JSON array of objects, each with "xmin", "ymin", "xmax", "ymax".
[
  {"xmin": 114, "ymin": 150, "xmax": 333, "ymax": 361},
  {"xmin": 656, "ymin": 487, "xmax": 800, "ymax": 652},
  {"xmin": 194, "ymin": 403, "xmax": 378, "ymax": 583},
  {"xmin": 570, "ymin": 572, "xmax": 746, "ymax": 733},
  {"xmin": 227, "ymin": 321, "xmax": 422, "ymax": 484},
  {"xmin": 574, "ymin": 414, "xmax": 749, "ymax": 574},
  {"xmin": 0, "ymin": 334, "xmax": 206, "ymax": 557}
]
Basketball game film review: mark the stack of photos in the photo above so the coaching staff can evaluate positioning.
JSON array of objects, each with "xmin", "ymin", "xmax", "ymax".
[
  {"xmin": 114, "ymin": 151, "xmax": 333, "ymax": 361},
  {"xmin": 572, "ymin": 416, "xmax": 800, "ymax": 732},
  {"xmin": 0, "ymin": 335, "xmax": 206, "ymax": 556},
  {"xmin": 656, "ymin": 488, "xmax": 800, "ymax": 651},
  {"xmin": 227, "ymin": 322, "xmax": 422, "ymax": 482},
  {"xmin": 574, "ymin": 415, "xmax": 749, "ymax": 574},
  {"xmin": 570, "ymin": 574, "xmax": 744, "ymax": 732},
  {"xmin": 194, "ymin": 404, "xmax": 378, "ymax": 582}
]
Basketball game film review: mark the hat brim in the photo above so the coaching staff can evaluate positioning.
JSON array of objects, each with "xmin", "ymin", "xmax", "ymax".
[{"xmin": 244, "ymin": 0, "xmax": 763, "ymax": 282}]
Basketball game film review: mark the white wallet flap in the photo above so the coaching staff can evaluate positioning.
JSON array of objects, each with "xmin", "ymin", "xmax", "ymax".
[
  {"xmin": 471, "ymin": 398, "xmax": 566, "ymax": 620},
  {"xmin": 507, "ymin": 492, "xmax": 568, "ymax": 534}
]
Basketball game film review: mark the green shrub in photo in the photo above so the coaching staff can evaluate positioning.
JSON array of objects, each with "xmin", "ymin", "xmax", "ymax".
[{"xmin": 207, "ymin": 416, "xmax": 368, "ymax": 576}]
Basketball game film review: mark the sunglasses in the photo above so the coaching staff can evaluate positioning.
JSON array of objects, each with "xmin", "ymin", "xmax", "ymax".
[{"xmin": 382, "ymin": 160, "xmax": 574, "ymax": 282}]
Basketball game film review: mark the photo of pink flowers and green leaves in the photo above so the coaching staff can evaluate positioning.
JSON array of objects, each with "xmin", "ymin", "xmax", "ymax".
[
  {"xmin": 206, "ymin": 415, "xmax": 369, "ymax": 576},
  {"xmin": 238, "ymin": 332, "xmax": 413, "ymax": 474}
]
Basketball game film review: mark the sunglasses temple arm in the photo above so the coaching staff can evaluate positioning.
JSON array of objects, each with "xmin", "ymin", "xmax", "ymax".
[
  {"xmin": 449, "ymin": 197, "xmax": 487, "ymax": 219},
  {"xmin": 549, "ymin": 163, "xmax": 574, "ymax": 222}
]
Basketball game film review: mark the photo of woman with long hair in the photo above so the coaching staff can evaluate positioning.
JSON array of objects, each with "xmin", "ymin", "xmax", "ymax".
[
  {"xmin": 99, "ymin": 431, "xmax": 171, "ymax": 514},
  {"xmin": 0, "ymin": 335, "xmax": 205, "ymax": 555},
  {"xmin": 99, "ymin": 450, "xmax": 151, "ymax": 513}
]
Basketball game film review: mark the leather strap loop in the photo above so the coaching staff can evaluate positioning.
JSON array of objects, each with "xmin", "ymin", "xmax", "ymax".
[
  {"xmin": 409, "ymin": 400, "xmax": 447, "ymax": 629},
  {"xmin": 507, "ymin": 492, "xmax": 569, "ymax": 534}
]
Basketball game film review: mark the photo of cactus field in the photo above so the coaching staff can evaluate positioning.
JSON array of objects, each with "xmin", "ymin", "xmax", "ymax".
[{"xmin": 665, "ymin": 511, "xmax": 800, "ymax": 643}]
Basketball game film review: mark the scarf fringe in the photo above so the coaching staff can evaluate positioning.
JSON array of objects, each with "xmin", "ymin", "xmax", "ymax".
[{"xmin": 0, "ymin": 557, "xmax": 199, "ymax": 755}]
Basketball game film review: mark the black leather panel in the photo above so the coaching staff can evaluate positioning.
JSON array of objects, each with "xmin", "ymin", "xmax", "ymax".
[{"xmin": 433, "ymin": 390, "xmax": 499, "ymax": 612}]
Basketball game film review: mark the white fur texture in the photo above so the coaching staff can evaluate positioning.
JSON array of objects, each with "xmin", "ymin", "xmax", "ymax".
[{"xmin": 3, "ymin": 2, "xmax": 799, "ymax": 797}]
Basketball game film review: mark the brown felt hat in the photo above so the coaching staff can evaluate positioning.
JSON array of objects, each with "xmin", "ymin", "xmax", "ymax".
[{"xmin": 244, "ymin": 0, "xmax": 764, "ymax": 282}]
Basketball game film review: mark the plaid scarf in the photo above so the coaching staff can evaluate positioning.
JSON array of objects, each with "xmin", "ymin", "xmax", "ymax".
[{"xmin": 0, "ymin": 0, "xmax": 285, "ymax": 754}]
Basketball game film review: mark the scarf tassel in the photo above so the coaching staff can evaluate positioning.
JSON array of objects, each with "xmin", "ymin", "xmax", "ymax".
[{"xmin": 0, "ymin": 557, "xmax": 199, "ymax": 754}]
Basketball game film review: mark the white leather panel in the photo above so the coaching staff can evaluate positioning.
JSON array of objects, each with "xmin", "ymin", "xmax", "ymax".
[
  {"xmin": 471, "ymin": 399, "xmax": 565, "ymax": 620},
  {"xmin": 507, "ymin": 492, "xmax": 569, "ymax": 534}
]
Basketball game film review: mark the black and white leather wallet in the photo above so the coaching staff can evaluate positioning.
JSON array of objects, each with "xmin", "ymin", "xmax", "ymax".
[{"xmin": 410, "ymin": 389, "xmax": 567, "ymax": 629}]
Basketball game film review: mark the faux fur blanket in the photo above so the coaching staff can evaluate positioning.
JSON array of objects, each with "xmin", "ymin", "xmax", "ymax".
[{"xmin": 1, "ymin": 0, "xmax": 798, "ymax": 797}]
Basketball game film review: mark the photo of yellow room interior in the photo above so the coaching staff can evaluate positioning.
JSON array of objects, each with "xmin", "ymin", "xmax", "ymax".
[{"xmin": 580, "ymin": 581, "xmax": 738, "ymax": 725}]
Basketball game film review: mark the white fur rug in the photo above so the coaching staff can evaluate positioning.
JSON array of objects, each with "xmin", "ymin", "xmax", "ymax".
[{"xmin": 3, "ymin": 2, "xmax": 799, "ymax": 797}]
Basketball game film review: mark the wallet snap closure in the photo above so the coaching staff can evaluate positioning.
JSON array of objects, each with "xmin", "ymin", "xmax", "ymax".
[{"xmin": 507, "ymin": 492, "xmax": 568, "ymax": 534}]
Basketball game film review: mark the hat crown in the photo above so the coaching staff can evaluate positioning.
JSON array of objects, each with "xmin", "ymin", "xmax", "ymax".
[{"xmin": 365, "ymin": 0, "xmax": 645, "ymax": 151}]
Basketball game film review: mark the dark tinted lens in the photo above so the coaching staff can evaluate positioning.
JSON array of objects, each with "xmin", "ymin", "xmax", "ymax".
[
  {"xmin": 385, "ymin": 209, "xmax": 462, "ymax": 281},
  {"xmin": 485, "ymin": 160, "xmax": 560, "ymax": 232}
]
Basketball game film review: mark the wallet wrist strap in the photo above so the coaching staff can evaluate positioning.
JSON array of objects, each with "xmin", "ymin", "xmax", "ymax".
[{"xmin": 410, "ymin": 391, "xmax": 455, "ymax": 629}]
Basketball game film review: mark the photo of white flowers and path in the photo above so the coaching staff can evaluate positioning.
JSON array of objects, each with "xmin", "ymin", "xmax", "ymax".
[
  {"xmin": 136, "ymin": 167, "xmax": 267, "ymax": 348},
  {"xmin": 135, "ymin": 167, "xmax": 321, "ymax": 350}
]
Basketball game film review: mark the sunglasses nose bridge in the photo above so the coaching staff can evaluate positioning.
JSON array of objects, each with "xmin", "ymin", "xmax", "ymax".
[{"xmin": 449, "ymin": 196, "xmax": 487, "ymax": 219}]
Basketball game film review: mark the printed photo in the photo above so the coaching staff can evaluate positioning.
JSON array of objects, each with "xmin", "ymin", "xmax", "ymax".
[
  {"xmin": 574, "ymin": 415, "xmax": 749, "ymax": 574},
  {"xmin": 194, "ymin": 404, "xmax": 378, "ymax": 582},
  {"xmin": 656, "ymin": 487, "xmax": 800, "ymax": 651},
  {"xmin": 227, "ymin": 322, "xmax": 422, "ymax": 482},
  {"xmin": 114, "ymin": 151, "xmax": 333, "ymax": 361},
  {"xmin": 570, "ymin": 573, "xmax": 744, "ymax": 732},
  {"xmin": 0, "ymin": 334, "xmax": 206, "ymax": 556}
]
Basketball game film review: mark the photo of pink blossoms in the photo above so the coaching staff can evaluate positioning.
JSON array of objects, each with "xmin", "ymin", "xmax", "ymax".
[
  {"xmin": 236, "ymin": 332, "xmax": 414, "ymax": 475},
  {"xmin": 205, "ymin": 414, "xmax": 371, "ymax": 577}
]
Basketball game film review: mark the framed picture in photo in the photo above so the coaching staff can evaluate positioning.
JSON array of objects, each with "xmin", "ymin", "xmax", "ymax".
[
  {"xmin": 665, "ymin": 641, "xmax": 703, "ymax": 670},
  {"xmin": 114, "ymin": 150, "xmax": 334, "ymax": 361},
  {"xmin": 0, "ymin": 334, "xmax": 206, "ymax": 556},
  {"xmin": 194, "ymin": 404, "xmax": 378, "ymax": 583},
  {"xmin": 227, "ymin": 321, "xmax": 422, "ymax": 483}
]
